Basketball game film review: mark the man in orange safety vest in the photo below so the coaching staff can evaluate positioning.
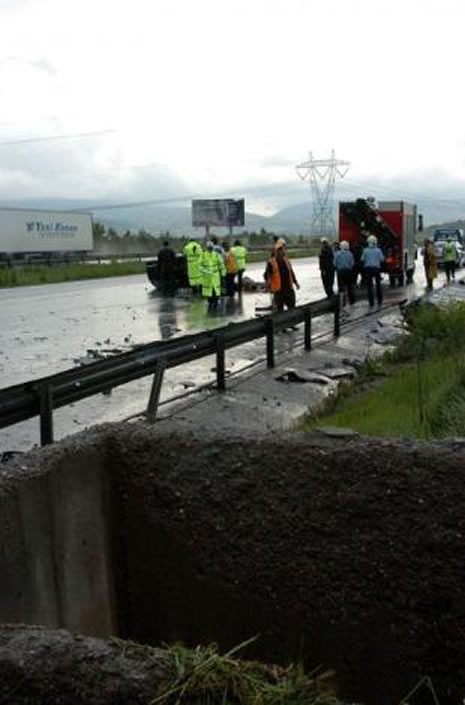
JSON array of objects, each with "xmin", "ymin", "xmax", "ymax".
[{"xmin": 265, "ymin": 242, "xmax": 300, "ymax": 312}]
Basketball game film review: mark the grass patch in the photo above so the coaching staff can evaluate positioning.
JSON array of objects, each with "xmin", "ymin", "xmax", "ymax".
[
  {"xmin": 303, "ymin": 303, "xmax": 465, "ymax": 439},
  {"xmin": 305, "ymin": 355, "xmax": 465, "ymax": 439},
  {"xmin": 0, "ymin": 261, "xmax": 146, "ymax": 287},
  {"xmin": 110, "ymin": 637, "xmax": 342, "ymax": 705}
]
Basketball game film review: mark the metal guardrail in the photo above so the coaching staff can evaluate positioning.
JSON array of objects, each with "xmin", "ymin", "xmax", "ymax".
[
  {"xmin": 0, "ymin": 246, "xmax": 314, "ymax": 268},
  {"xmin": 0, "ymin": 296, "xmax": 340, "ymax": 446},
  {"xmin": 0, "ymin": 253, "xmax": 153, "ymax": 267}
]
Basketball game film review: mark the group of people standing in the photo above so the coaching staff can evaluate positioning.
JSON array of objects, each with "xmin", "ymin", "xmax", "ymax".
[
  {"xmin": 319, "ymin": 235, "xmax": 385, "ymax": 308},
  {"xmin": 319, "ymin": 233, "xmax": 455, "ymax": 305},
  {"xmin": 159, "ymin": 232, "xmax": 454, "ymax": 317},
  {"xmin": 183, "ymin": 237, "xmax": 247, "ymax": 310}
]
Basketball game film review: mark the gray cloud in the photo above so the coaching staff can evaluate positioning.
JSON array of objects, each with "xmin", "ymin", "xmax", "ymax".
[
  {"xmin": 259, "ymin": 155, "xmax": 297, "ymax": 169},
  {"xmin": 0, "ymin": 133, "xmax": 191, "ymax": 207}
]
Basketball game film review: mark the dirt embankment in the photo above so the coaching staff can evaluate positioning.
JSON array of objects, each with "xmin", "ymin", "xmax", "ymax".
[
  {"xmin": 108, "ymin": 430, "xmax": 465, "ymax": 704},
  {"xmin": 1, "ymin": 428, "xmax": 465, "ymax": 704}
]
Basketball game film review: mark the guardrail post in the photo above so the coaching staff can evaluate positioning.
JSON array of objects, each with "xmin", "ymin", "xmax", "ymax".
[
  {"xmin": 216, "ymin": 333, "xmax": 226, "ymax": 391},
  {"xmin": 37, "ymin": 383, "xmax": 54, "ymax": 446},
  {"xmin": 304, "ymin": 308, "xmax": 312, "ymax": 350},
  {"xmin": 334, "ymin": 293, "xmax": 341, "ymax": 338},
  {"xmin": 265, "ymin": 317, "xmax": 275, "ymax": 368},
  {"xmin": 146, "ymin": 358, "xmax": 167, "ymax": 422}
]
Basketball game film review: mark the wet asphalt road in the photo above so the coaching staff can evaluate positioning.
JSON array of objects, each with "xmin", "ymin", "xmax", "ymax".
[{"xmin": 0, "ymin": 257, "xmax": 436, "ymax": 451}]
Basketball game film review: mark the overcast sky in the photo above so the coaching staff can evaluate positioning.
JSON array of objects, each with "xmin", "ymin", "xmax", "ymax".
[{"xmin": 1, "ymin": 0, "xmax": 465, "ymax": 219}]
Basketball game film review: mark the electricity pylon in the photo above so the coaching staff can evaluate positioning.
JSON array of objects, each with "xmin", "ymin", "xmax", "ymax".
[{"xmin": 296, "ymin": 150, "xmax": 350, "ymax": 238}]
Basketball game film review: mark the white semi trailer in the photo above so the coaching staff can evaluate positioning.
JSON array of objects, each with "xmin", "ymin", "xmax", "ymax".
[{"xmin": 0, "ymin": 207, "xmax": 93, "ymax": 260}]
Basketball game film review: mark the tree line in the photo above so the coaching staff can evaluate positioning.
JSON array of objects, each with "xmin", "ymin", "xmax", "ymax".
[{"xmin": 93, "ymin": 222, "xmax": 313, "ymax": 254}]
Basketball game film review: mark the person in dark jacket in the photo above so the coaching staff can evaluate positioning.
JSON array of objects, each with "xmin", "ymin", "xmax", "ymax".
[
  {"xmin": 318, "ymin": 238, "xmax": 335, "ymax": 297},
  {"xmin": 157, "ymin": 241, "xmax": 177, "ymax": 295}
]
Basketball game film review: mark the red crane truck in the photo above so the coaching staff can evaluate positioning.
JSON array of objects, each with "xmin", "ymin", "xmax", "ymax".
[{"xmin": 339, "ymin": 198, "xmax": 418, "ymax": 286}]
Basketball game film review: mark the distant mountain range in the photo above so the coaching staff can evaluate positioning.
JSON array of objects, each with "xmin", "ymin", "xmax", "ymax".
[
  {"xmin": 0, "ymin": 197, "xmax": 314, "ymax": 235},
  {"xmin": 0, "ymin": 197, "xmax": 461, "ymax": 236}
]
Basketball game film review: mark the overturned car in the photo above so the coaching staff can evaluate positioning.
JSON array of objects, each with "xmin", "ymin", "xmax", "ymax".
[{"xmin": 145, "ymin": 253, "xmax": 189, "ymax": 291}]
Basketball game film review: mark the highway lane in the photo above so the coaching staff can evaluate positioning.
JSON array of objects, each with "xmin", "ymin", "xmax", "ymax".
[{"xmin": 0, "ymin": 257, "xmax": 437, "ymax": 451}]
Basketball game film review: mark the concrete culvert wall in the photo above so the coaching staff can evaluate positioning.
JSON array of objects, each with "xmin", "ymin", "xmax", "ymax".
[
  {"xmin": 1, "ymin": 425, "xmax": 465, "ymax": 704},
  {"xmin": 0, "ymin": 433, "xmax": 118, "ymax": 636}
]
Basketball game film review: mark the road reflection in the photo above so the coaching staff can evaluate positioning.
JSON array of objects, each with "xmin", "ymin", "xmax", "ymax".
[{"xmin": 158, "ymin": 298, "xmax": 179, "ymax": 340}]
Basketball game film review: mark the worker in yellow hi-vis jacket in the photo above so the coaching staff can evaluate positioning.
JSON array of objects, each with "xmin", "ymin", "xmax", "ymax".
[
  {"xmin": 230, "ymin": 239, "xmax": 247, "ymax": 293},
  {"xmin": 183, "ymin": 238, "xmax": 203, "ymax": 294},
  {"xmin": 200, "ymin": 241, "xmax": 226, "ymax": 310}
]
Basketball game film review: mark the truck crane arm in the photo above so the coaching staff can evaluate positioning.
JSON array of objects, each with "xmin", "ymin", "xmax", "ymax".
[{"xmin": 340, "ymin": 199, "xmax": 398, "ymax": 251}]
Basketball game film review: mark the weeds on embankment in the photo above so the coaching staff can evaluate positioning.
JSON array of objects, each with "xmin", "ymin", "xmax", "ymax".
[
  {"xmin": 110, "ymin": 637, "xmax": 341, "ymax": 705},
  {"xmin": 304, "ymin": 302, "xmax": 465, "ymax": 439}
]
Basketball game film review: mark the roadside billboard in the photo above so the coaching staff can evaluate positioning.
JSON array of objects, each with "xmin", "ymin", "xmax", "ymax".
[
  {"xmin": 192, "ymin": 199, "xmax": 245, "ymax": 228},
  {"xmin": 0, "ymin": 208, "xmax": 93, "ymax": 253}
]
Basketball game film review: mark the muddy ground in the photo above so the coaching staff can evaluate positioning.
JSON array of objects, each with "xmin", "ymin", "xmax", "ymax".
[{"xmin": 2, "ymin": 429, "xmax": 465, "ymax": 704}]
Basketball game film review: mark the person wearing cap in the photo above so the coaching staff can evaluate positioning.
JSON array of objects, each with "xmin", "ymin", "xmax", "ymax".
[
  {"xmin": 319, "ymin": 238, "xmax": 335, "ymax": 298},
  {"xmin": 265, "ymin": 242, "xmax": 300, "ymax": 312},
  {"xmin": 272, "ymin": 235, "xmax": 287, "ymax": 251},
  {"xmin": 230, "ymin": 239, "xmax": 248, "ymax": 294},
  {"xmin": 361, "ymin": 234, "xmax": 385, "ymax": 307},
  {"xmin": 334, "ymin": 240, "xmax": 355, "ymax": 305},
  {"xmin": 200, "ymin": 241, "xmax": 226, "ymax": 310}
]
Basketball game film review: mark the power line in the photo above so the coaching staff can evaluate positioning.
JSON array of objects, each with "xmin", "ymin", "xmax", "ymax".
[
  {"xmin": 71, "ymin": 178, "xmax": 465, "ymax": 217},
  {"xmin": 72, "ymin": 194, "xmax": 196, "ymax": 212},
  {"xmin": 0, "ymin": 129, "xmax": 116, "ymax": 147},
  {"xmin": 342, "ymin": 177, "xmax": 465, "ymax": 209},
  {"xmin": 70, "ymin": 181, "xmax": 303, "ymax": 213},
  {"xmin": 1, "ymin": 163, "xmax": 464, "ymax": 220},
  {"xmin": 7, "ymin": 160, "xmax": 170, "ymax": 177}
]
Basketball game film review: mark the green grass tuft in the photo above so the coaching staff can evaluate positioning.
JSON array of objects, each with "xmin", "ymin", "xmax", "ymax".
[{"xmin": 110, "ymin": 637, "xmax": 343, "ymax": 705}]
